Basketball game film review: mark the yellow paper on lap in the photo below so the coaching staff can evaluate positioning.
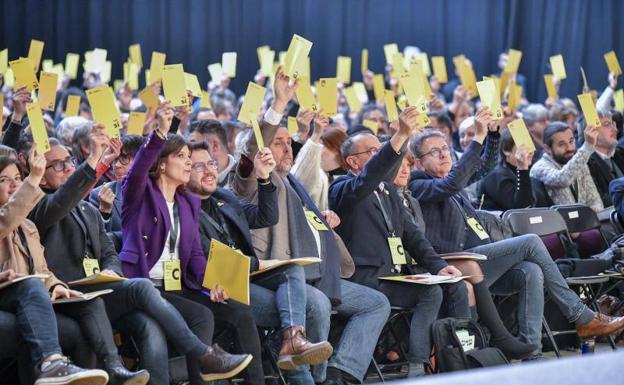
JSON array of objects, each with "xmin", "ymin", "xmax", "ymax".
[
  {"xmin": 505, "ymin": 49, "xmax": 522, "ymax": 74},
  {"xmin": 604, "ymin": 51, "xmax": 622, "ymax": 76},
  {"xmin": 86, "ymin": 85, "xmax": 122, "ymax": 139},
  {"xmin": 26, "ymin": 103, "xmax": 50, "ymax": 153},
  {"xmin": 383, "ymin": 43, "xmax": 399, "ymax": 65},
  {"xmin": 336, "ymin": 56, "xmax": 351, "ymax": 84},
  {"xmin": 361, "ymin": 49, "xmax": 368, "ymax": 74},
  {"xmin": 384, "ymin": 90, "xmax": 399, "ymax": 122},
  {"xmin": 304, "ymin": 209, "xmax": 328, "ymax": 231},
  {"xmin": 65, "ymin": 53, "xmax": 79, "ymax": 79},
  {"xmin": 163, "ymin": 259, "xmax": 182, "ymax": 291},
  {"xmin": 127, "ymin": 112, "xmax": 146, "ymax": 136},
  {"xmin": 431, "ymin": 56, "xmax": 447, "ymax": 83},
  {"xmin": 387, "ymin": 237, "xmax": 406, "ymax": 265},
  {"xmin": 250, "ymin": 115, "xmax": 264, "ymax": 149},
  {"xmin": 38, "ymin": 72, "xmax": 58, "ymax": 111},
  {"xmin": 373, "ymin": 74, "xmax": 385, "ymax": 102},
  {"xmin": 28, "ymin": 39, "xmax": 44, "ymax": 72},
  {"xmin": 284, "ymin": 34, "xmax": 313, "ymax": 79},
  {"xmin": 550, "ymin": 54, "xmax": 567, "ymax": 80},
  {"xmin": 476, "ymin": 78, "xmax": 503, "ymax": 119},
  {"xmin": 203, "ymin": 240, "xmax": 250, "ymax": 305},
  {"xmin": 467, "ymin": 217, "xmax": 489, "ymax": 240},
  {"xmin": 65, "ymin": 95, "xmax": 81, "ymax": 117},
  {"xmin": 148, "ymin": 51, "xmax": 166, "ymax": 84},
  {"xmin": 10, "ymin": 58, "xmax": 39, "ymax": 91},
  {"xmin": 82, "ymin": 258, "xmax": 100, "ymax": 277},
  {"xmin": 295, "ymin": 76, "xmax": 318, "ymax": 112},
  {"xmin": 318, "ymin": 78, "xmax": 338, "ymax": 116},
  {"xmin": 237, "ymin": 82, "xmax": 266, "ymax": 125},
  {"xmin": 129, "ymin": 44, "xmax": 142, "ymax": 68},
  {"xmin": 615, "ymin": 89, "xmax": 624, "ymax": 112},
  {"xmin": 162, "ymin": 64, "xmax": 189, "ymax": 107},
  {"xmin": 577, "ymin": 93, "xmax": 601, "ymax": 127},
  {"xmin": 507, "ymin": 118, "xmax": 536, "ymax": 152}
]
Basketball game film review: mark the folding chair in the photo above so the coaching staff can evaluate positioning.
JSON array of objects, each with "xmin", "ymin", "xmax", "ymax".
[
  {"xmin": 502, "ymin": 208, "xmax": 617, "ymax": 355},
  {"xmin": 552, "ymin": 204, "xmax": 609, "ymax": 258}
]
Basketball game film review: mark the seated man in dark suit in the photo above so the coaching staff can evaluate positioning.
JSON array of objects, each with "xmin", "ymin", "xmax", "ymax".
[
  {"xmin": 587, "ymin": 109, "xmax": 624, "ymax": 207},
  {"xmin": 329, "ymin": 107, "xmax": 534, "ymax": 376},
  {"xmin": 409, "ymin": 123, "xmax": 624, "ymax": 359}
]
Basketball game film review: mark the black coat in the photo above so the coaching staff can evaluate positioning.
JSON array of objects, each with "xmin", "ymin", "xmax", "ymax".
[{"xmin": 587, "ymin": 149, "xmax": 624, "ymax": 207}]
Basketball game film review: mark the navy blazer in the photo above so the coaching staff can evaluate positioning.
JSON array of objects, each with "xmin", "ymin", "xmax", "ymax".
[
  {"xmin": 89, "ymin": 181, "xmax": 123, "ymax": 232},
  {"xmin": 198, "ymin": 185, "xmax": 278, "ymax": 273},
  {"xmin": 610, "ymin": 177, "xmax": 624, "ymax": 221},
  {"xmin": 329, "ymin": 141, "xmax": 447, "ymax": 291}
]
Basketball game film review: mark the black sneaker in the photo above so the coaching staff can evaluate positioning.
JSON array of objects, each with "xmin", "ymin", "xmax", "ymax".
[{"xmin": 35, "ymin": 357, "xmax": 109, "ymax": 385}]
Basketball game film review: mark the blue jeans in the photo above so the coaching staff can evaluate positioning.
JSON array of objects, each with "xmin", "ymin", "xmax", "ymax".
[
  {"xmin": 252, "ymin": 264, "xmax": 307, "ymax": 328},
  {"xmin": 489, "ymin": 261, "xmax": 545, "ymax": 350},
  {"xmin": 0, "ymin": 278, "xmax": 61, "ymax": 365},
  {"xmin": 472, "ymin": 234, "xmax": 595, "ymax": 327}
]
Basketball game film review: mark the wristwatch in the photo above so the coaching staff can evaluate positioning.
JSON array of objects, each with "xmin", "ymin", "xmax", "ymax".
[{"xmin": 257, "ymin": 176, "xmax": 271, "ymax": 185}]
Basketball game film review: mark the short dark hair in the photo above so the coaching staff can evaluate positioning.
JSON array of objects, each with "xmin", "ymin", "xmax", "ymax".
[
  {"xmin": 0, "ymin": 156, "xmax": 21, "ymax": 177},
  {"xmin": 429, "ymin": 111, "xmax": 453, "ymax": 135},
  {"xmin": 148, "ymin": 134, "xmax": 189, "ymax": 180},
  {"xmin": 190, "ymin": 107, "xmax": 213, "ymax": 122},
  {"xmin": 543, "ymin": 122, "xmax": 571, "ymax": 148},
  {"xmin": 190, "ymin": 119, "xmax": 228, "ymax": 148},
  {"xmin": 120, "ymin": 135, "xmax": 145, "ymax": 157},
  {"xmin": 500, "ymin": 128, "xmax": 514, "ymax": 164},
  {"xmin": 188, "ymin": 141, "xmax": 210, "ymax": 153}
]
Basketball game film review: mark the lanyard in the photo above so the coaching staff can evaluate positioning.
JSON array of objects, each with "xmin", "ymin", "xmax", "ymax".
[
  {"xmin": 169, "ymin": 204, "xmax": 179, "ymax": 257},
  {"xmin": 374, "ymin": 189, "xmax": 395, "ymax": 237},
  {"xmin": 204, "ymin": 211, "xmax": 236, "ymax": 248},
  {"xmin": 17, "ymin": 228, "xmax": 35, "ymax": 274}
]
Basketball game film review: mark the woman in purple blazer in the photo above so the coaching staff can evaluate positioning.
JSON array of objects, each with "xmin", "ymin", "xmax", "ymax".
[{"xmin": 120, "ymin": 102, "xmax": 265, "ymax": 385}]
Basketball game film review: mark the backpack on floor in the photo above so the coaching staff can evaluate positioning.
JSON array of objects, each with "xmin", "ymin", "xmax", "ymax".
[{"xmin": 432, "ymin": 317, "xmax": 508, "ymax": 373}]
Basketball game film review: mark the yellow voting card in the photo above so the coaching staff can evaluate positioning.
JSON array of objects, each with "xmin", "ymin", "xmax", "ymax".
[
  {"xmin": 505, "ymin": 49, "xmax": 522, "ymax": 74},
  {"xmin": 250, "ymin": 114, "xmax": 264, "ymax": 149},
  {"xmin": 409, "ymin": 59, "xmax": 432, "ymax": 99},
  {"xmin": 200, "ymin": 90, "xmax": 212, "ymax": 109},
  {"xmin": 295, "ymin": 76, "xmax": 318, "ymax": 112},
  {"xmin": 237, "ymin": 82, "xmax": 266, "ymax": 125},
  {"xmin": 65, "ymin": 95, "xmax": 81, "ymax": 117},
  {"xmin": 207, "ymin": 63, "xmax": 223, "ymax": 82},
  {"xmin": 336, "ymin": 56, "xmax": 351, "ymax": 84},
  {"xmin": 615, "ymin": 89, "xmax": 624, "ymax": 112},
  {"xmin": 363, "ymin": 119, "xmax": 378, "ymax": 134},
  {"xmin": 344, "ymin": 86, "xmax": 362, "ymax": 113},
  {"xmin": 353, "ymin": 82, "xmax": 368, "ymax": 104},
  {"xmin": 392, "ymin": 52, "xmax": 406, "ymax": 76},
  {"xmin": 42, "ymin": 60, "xmax": 53, "ymax": 73},
  {"xmin": 287, "ymin": 116, "xmax": 298, "ymax": 136},
  {"xmin": 4, "ymin": 68, "xmax": 14, "ymax": 88},
  {"xmin": 476, "ymin": 78, "xmax": 503, "ymax": 119},
  {"xmin": 507, "ymin": 81, "xmax": 522, "ymax": 114},
  {"xmin": 26, "ymin": 103, "xmax": 50, "ymax": 153},
  {"xmin": 361, "ymin": 49, "xmax": 368, "ymax": 74},
  {"xmin": 431, "ymin": 56, "xmax": 447, "ymax": 83},
  {"xmin": 318, "ymin": 78, "xmax": 338, "ymax": 116},
  {"xmin": 0, "ymin": 95, "xmax": 3, "ymax": 128},
  {"xmin": 384, "ymin": 90, "xmax": 399, "ymax": 122},
  {"xmin": 101, "ymin": 61, "xmax": 111, "ymax": 84},
  {"xmin": 148, "ymin": 51, "xmax": 166, "ymax": 84},
  {"xmin": 604, "ymin": 51, "xmax": 622, "ymax": 76},
  {"xmin": 284, "ymin": 34, "xmax": 313, "ymax": 79},
  {"xmin": 459, "ymin": 62, "xmax": 478, "ymax": 98},
  {"xmin": 373, "ymin": 74, "xmax": 385, "ymax": 102},
  {"xmin": 127, "ymin": 112, "xmax": 146, "ymax": 136},
  {"xmin": 139, "ymin": 86, "xmax": 160, "ymax": 110},
  {"xmin": 578, "ymin": 93, "xmax": 601, "ymax": 127},
  {"xmin": 550, "ymin": 54, "xmax": 566, "ymax": 80},
  {"xmin": 162, "ymin": 64, "xmax": 189, "ymax": 107},
  {"xmin": 129, "ymin": 44, "xmax": 142, "ymax": 68},
  {"xmin": 399, "ymin": 72, "xmax": 427, "ymax": 113},
  {"xmin": 507, "ymin": 119, "xmax": 536, "ymax": 152},
  {"xmin": 543, "ymin": 74, "xmax": 558, "ymax": 99},
  {"xmin": 28, "ymin": 39, "xmax": 44, "ymax": 72},
  {"xmin": 86, "ymin": 85, "xmax": 122, "ymax": 139},
  {"xmin": 384, "ymin": 43, "xmax": 399, "ymax": 65},
  {"xmin": 203, "ymin": 240, "xmax": 250, "ymax": 305},
  {"xmin": 10, "ymin": 58, "xmax": 38, "ymax": 91},
  {"xmin": 0, "ymin": 49, "xmax": 7, "ymax": 75},
  {"xmin": 184, "ymin": 73, "xmax": 202, "ymax": 97},
  {"xmin": 415, "ymin": 53, "xmax": 431, "ymax": 76},
  {"xmin": 65, "ymin": 53, "xmax": 79, "ymax": 79},
  {"xmin": 85, "ymin": 48, "xmax": 107, "ymax": 74},
  {"xmin": 222, "ymin": 52, "xmax": 237, "ymax": 78},
  {"xmin": 257, "ymin": 46, "xmax": 275, "ymax": 77},
  {"xmin": 38, "ymin": 72, "xmax": 58, "ymax": 111}
]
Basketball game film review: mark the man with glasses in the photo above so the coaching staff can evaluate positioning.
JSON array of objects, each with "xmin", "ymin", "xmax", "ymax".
[
  {"xmin": 188, "ymin": 119, "xmax": 237, "ymax": 187},
  {"xmin": 586, "ymin": 109, "xmax": 624, "ymax": 206}
]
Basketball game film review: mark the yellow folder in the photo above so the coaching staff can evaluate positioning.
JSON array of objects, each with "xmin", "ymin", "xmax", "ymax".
[
  {"xmin": 68, "ymin": 273, "xmax": 127, "ymax": 287},
  {"xmin": 127, "ymin": 112, "xmax": 146, "ymax": 136},
  {"xmin": 86, "ymin": 85, "xmax": 122, "ymax": 139},
  {"xmin": 26, "ymin": 103, "xmax": 50, "ymax": 153},
  {"xmin": 162, "ymin": 64, "xmax": 189, "ymax": 107},
  {"xmin": 237, "ymin": 82, "xmax": 266, "ymax": 126},
  {"xmin": 203, "ymin": 241, "xmax": 250, "ymax": 305},
  {"xmin": 577, "ymin": 93, "xmax": 601, "ymax": 127},
  {"xmin": 283, "ymin": 34, "xmax": 313, "ymax": 79},
  {"xmin": 10, "ymin": 58, "xmax": 39, "ymax": 91},
  {"xmin": 38, "ymin": 72, "xmax": 58, "ymax": 111},
  {"xmin": 148, "ymin": 51, "xmax": 166, "ymax": 84},
  {"xmin": 507, "ymin": 118, "xmax": 536, "ymax": 152},
  {"xmin": 318, "ymin": 78, "xmax": 338, "ymax": 116}
]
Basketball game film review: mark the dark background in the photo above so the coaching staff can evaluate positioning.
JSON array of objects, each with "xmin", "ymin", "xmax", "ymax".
[{"xmin": 1, "ymin": 0, "xmax": 622, "ymax": 102}]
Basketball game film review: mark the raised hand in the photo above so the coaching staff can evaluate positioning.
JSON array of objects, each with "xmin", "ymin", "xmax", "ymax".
[
  {"xmin": 473, "ymin": 107, "xmax": 493, "ymax": 144},
  {"xmin": 584, "ymin": 124, "xmax": 599, "ymax": 147},
  {"xmin": 98, "ymin": 183, "xmax": 116, "ymax": 214},
  {"xmin": 86, "ymin": 124, "xmax": 111, "ymax": 169},
  {"xmin": 273, "ymin": 66, "xmax": 299, "ymax": 113},
  {"xmin": 155, "ymin": 101, "xmax": 175, "ymax": 135},
  {"xmin": 11, "ymin": 86, "xmax": 32, "ymax": 121},
  {"xmin": 254, "ymin": 148, "xmax": 276, "ymax": 179},
  {"xmin": 26, "ymin": 143, "xmax": 47, "ymax": 187}
]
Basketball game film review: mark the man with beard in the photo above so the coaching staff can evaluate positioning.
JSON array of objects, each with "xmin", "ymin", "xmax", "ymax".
[
  {"xmin": 530, "ymin": 122, "xmax": 603, "ymax": 211},
  {"xmin": 586, "ymin": 110, "xmax": 624, "ymax": 206}
]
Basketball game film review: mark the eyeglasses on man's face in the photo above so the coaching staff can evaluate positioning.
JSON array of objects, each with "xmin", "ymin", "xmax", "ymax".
[
  {"xmin": 349, "ymin": 147, "xmax": 380, "ymax": 158},
  {"xmin": 191, "ymin": 160, "xmax": 218, "ymax": 172},
  {"xmin": 420, "ymin": 145, "xmax": 451, "ymax": 159},
  {"xmin": 46, "ymin": 157, "xmax": 76, "ymax": 173}
]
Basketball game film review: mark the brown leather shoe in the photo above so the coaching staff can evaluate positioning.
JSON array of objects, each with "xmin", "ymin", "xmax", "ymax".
[
  {"xmin": 277, "ymin": 326, "xmax": 333, "ymax": 370},
  {"xmin": 576, "ymin": 313, "xmax": 624, "ymax": 337},
  {"xmin": 198, "ymin": 344, "xmax": 253, "ymax": 381}
]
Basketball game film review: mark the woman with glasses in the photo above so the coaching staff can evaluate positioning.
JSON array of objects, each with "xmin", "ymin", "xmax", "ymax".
[{"xmin": 119, "ymin": 101, "xmax": 258, "ymax": 384}]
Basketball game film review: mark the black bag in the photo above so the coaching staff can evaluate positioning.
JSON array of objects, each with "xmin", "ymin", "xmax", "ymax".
[{"xmin": 432, "ymin": 317, "xmax": 508, "ymax": 373}]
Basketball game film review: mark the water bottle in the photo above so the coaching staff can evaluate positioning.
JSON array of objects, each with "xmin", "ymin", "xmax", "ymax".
[{"xmin": 581, "ymin": 338, "xmax": 596, "ymax": 354}]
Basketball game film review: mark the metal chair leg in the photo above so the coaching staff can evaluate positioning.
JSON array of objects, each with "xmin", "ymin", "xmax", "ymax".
[{"xmin": 542, "ymin": 316, "xmax": 561, "ymax": 358}]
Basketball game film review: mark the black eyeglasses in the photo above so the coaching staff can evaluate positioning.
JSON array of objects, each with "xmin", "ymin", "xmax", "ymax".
[
  {"xmin": 348, "ymin": 147, "xmax": 380, "ymax": 157},
  {"xmin": 115, "ymin": 154, "xmax": 134, "ymax": 166},
  {"xmin": 420, "ymin": 145, "xmax": 451, "ymax": 159},
  {"xmin": 191, "ymin": 160, "xmax": 218, "ymax": 172},
  {"xmin": 45, "ymin": 157, "xmax": 76, "ymax": 172}
]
